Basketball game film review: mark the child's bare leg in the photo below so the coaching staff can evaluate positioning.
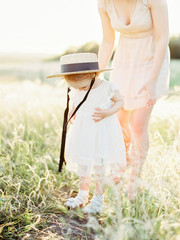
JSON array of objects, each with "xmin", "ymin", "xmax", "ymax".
[
  {"xmin": 82, "ymin": 166, "xmax": 104, "ymax": 214},
  {"xmin": 79, "ymin": 176, "xmax": 91, "ymax": 190},
  {"xmin": 65, "ymin": 166, "xmax": 91, "ymax": 208}
]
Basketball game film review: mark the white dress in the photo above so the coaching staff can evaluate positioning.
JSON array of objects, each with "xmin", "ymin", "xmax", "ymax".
[
  {"xmin": 65, "ymin": 79, "xmax": 126, "ymax": 177},
  {"xmin": 97, "ymin": 0, "xmax": 170, "ymax": 110}
]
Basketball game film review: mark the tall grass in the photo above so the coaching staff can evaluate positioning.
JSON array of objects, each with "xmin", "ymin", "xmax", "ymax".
[{"xmin": 0, "ymin": 78, "xmax": 180, "ymax": 239}]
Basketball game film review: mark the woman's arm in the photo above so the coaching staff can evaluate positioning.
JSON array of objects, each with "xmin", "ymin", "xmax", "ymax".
[
  {"xmin": 98, "ymin": 8, "xmax": 115, "ymax": 69},
  {"xmin": 148, "ymin": 0, "xmax": 169, "ymax": 84},
  {"xmin": 92, "ymin": 90, "xmax": 124, "ymax": 122},
  {"xmin": 138, "ymin": 0, "xmax": 169, "ymax": 107}
]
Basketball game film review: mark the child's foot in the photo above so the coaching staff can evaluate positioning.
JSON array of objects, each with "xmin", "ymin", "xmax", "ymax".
[
  {"xmin": 82, "ymin": 194, "xmax": 103, "ymax": 214},
  {"xmin": 65, "ymin": 190, "xmax": 89, "ymax": 209}
]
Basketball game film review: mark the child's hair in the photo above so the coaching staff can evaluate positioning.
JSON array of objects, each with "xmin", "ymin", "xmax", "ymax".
[
  {"xmin": 64, "ymin": 72, "xmax": 98, "ymax": 89},
  {"xmin": 64, "ymin": 73, "xmax": 95, "ymax": 82}
]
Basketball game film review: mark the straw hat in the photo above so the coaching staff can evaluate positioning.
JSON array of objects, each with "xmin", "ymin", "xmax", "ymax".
[{"xmin": 47, "ymin": 52, "xmax": 112, "ymax": 78}]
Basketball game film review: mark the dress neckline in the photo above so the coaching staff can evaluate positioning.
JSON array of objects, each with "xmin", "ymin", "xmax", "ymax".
[{"xmin": 111, "ymin": 0, "xmax": 139, "ymax": 27}]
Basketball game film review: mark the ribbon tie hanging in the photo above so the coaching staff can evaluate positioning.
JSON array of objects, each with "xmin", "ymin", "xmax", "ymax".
[{"xmin": 58, "ymin": 76, "xmax": 96, "ymax": 172}]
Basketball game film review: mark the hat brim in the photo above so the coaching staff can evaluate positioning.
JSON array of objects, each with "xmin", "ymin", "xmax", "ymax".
[{"xmin": 46, "ymin": 68, "xmax": 113, "ymax": 79}]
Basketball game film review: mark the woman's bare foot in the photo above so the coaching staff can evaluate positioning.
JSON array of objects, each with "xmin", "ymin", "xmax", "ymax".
[
  {"xmin": 127, "ymin": 181, "xmax": 137, "ymax": 200},
  {"xmin": 113, "ymin": 176, "xmax": 120, "ymax": 184},
  {"xmin": 127, "ymin": 176, "xmax": 140, "ymax": 200},
  {"xmin": 126, "ymin": 155, "xmax": 132, "ymax": 167}
]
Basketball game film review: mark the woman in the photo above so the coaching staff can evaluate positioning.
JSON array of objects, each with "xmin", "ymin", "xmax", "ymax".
[{"xmin": 97, "ymin": 0, "xmax": 170, "ymax": 198}]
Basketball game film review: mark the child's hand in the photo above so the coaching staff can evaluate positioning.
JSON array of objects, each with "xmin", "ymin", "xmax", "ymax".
[
  {"xmin": 92, "ymin": 108, "xmax": 110, "ymax": 122},
  {"xmin": 68, "ymin": 113, "xmax": 76, "ymax": 124}
]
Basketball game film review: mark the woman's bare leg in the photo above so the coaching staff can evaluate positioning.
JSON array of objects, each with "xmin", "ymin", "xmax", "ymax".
[
  {"xmin": 128, "ymin": 105, "xmax": 154, "ymax": 198},
  {"xmin": 116, "ymin": 108, "xmax": 133, "ymax": 166}
]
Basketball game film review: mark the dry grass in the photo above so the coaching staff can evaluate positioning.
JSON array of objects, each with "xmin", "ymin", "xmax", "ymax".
[{"xmin": 0, "ymin": 78, "xmax": 180, "ymax": 240}]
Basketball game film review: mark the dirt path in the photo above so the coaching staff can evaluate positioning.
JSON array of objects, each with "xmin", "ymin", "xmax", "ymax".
[{"xmin": 23, "ymin": 213, "xmax": 98, "ymax": 240}]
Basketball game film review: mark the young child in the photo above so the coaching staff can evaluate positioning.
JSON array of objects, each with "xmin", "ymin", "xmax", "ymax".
[{"xmin": 47, "ymin": 53, "xmax": 126, "ymax": 214}]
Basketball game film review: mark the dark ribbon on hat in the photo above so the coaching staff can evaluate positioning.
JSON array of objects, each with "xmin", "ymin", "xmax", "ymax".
[
  {"xmin": 58, "ymin": 76, "xmax": 96, "ymax": 172},
  {"xmin": 61, "ymin": 62, "xmax": 99, "ymax": 73}
]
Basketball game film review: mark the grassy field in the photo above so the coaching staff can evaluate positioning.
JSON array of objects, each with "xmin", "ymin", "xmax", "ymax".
[{"xmin": 0, "ymin": 59, "xmax": 180, "ymax": 239}]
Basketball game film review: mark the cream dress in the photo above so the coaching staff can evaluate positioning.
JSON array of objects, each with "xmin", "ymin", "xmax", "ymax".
[
  {"xmin": 98, "ymin": 0, "xmax": 170, "ymax": 110},
  {"xmin": 65, "ymin": 79, "xmax": 126, "ymax": 177}
]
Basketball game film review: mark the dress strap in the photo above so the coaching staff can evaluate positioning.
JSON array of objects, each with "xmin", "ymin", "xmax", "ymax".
[{"xmin": 143, "ymin": 0, "xmax": 149, "ymax": 8}]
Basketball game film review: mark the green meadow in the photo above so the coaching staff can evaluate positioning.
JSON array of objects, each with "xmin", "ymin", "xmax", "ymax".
[{"xmin": 0, "ymin": 58, "xmax": 180, "ymax": 239}]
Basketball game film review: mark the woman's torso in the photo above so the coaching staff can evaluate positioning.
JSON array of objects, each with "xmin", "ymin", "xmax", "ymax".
[
  {"xmin": 98, "ymin": 0, "xmax": 170, "ymax": 110},
  {"xmin": 101, "ymin": 0, "xmax": 153, "ymax": 38}
]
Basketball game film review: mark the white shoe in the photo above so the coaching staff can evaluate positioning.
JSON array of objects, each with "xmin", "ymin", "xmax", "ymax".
[
  {"xmin": 65, "ymin": 194, "xmax": 89, "ymax": 209},
  {"xmin": 82, "ymin": 194, "xmax": 103, "ymax": 214}
]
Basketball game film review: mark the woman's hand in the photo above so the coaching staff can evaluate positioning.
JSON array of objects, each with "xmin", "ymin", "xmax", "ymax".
[
  {"xmin": 92, "ymin": 108, "xmax": 110, "ymax": 122},
  {"xmin": 138, "ymin": 81, "xmax": 157, "ymax": 108}
]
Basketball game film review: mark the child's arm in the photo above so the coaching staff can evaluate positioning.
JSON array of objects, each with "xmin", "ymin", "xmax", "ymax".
[{"xmin": 92, "ymin": 89, "xmax": 124, "ymax": 122}]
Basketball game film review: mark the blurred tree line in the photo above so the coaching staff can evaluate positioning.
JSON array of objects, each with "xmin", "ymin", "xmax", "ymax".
[
  {"xmin": 47, "ymin": 41, "xmax": 115, "ymax": 61},
  {"xmin": 169, "ymin": 35, "xmax": 180, "ymax": 59},
  {"xmin": 48, "ymin": 35, "xmax": 180, "ymax": 61}
]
